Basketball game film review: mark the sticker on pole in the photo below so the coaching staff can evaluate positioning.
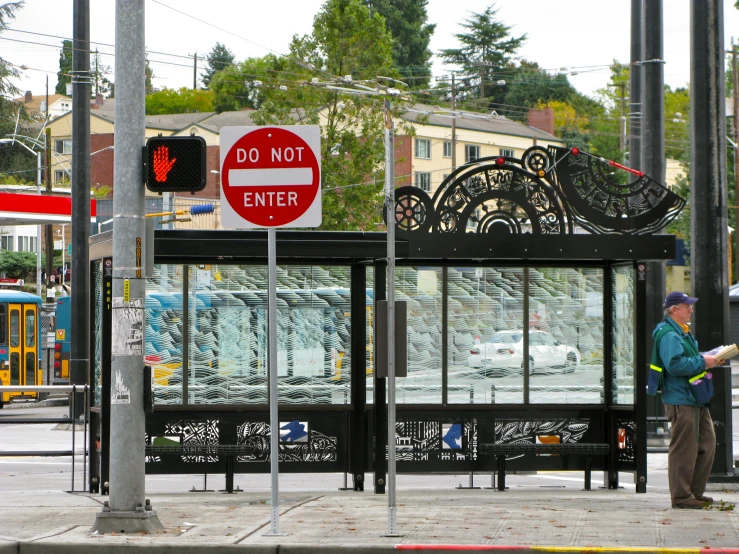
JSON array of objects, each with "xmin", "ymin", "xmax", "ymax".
[{"xmin": 220, "ymin": 126, "xmax": 321, "ymax": 228}]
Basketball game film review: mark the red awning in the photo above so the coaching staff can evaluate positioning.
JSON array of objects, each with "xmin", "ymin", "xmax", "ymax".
[{"xmin": 0, "ymin": 192, "xmax": 97, "ymax": 226}]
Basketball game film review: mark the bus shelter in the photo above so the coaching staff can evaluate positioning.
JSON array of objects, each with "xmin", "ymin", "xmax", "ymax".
[{"xmin": 88, "ymin": 146, "xmax": 683, "ymax": 495}]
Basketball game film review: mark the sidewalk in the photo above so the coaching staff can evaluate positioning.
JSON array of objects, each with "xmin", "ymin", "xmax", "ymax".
[{"xmin": 1, "ymin": 484, "xmax": 739, "ymax": 553}]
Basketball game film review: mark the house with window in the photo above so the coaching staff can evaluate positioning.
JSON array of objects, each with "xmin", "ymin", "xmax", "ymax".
[
  {"xmin": 37, "ymin": 100, "xmax": 565, "ymax": 231},
  {"xmin": 14, "ymin": 91, "xmax": 73, "ymax": 121},
  {"xmin": 398, "ymin": 104, "xmax": 565, "ymax": 197}
]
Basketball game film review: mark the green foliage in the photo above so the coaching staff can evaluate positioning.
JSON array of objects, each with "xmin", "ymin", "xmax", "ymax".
[
  {"xmin": 439, "ymin": 3, "xmax": 526, "ymax": 105},
  {"xmin": 201, "ymin": 43, "xmax": 235, "ymax": 88},
  {"xmin": 55, "ymin": 39, "xmax": 73, "ymax": 95},
  {"xmin": 364, "ymin": 0, "xmax": 435, "ymax": 88},
  {"xmin": 0, "ymin": 96, "xmax": 36, "ymax": 180},
  {"xmin": 0, "ymin": 249, "xmax": 36, "ymax": 280},
  {"xmin": 503, "ymin": 66, "xmax": 579, "ymax": 119},
  {"xmin": 0, "ymin": 1, "xmax": 23, "ymax": 98},
  {"xmin": 211, "ymin": 55, "xmax": 287, "ymax": 113},
  {"xmin": 665, "ymin": 168, "xmax": 691, "ymax": 255},
  {"xmin": 145, "ymin": 87, "xmax": 214, "ymax": 115},
  {"xmin": 91, "ymin": 50, "xmax": 113, "ymax": 97},
  {"xmin": 250, "ymin": 0, "xmax": 397, "ymax": 231},
  {"xmin": 145, "ymin": 55, "xmax": 154, "ymax": 96}
]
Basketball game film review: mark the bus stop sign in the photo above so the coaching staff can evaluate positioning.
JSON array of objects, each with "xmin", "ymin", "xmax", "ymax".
[{"xmin": 220, "ymin": 126, "xmax": 321, "ymax": 228}]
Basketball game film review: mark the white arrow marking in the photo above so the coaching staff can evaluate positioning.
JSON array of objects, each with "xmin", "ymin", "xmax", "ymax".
[{"xmin": 228, "ymin": 168, "xmax": 313, "ymax": 187}]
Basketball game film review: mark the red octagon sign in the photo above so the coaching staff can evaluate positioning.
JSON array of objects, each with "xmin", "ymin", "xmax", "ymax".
[{"xmin": 220, "ymin": 126, "xmax": 321, "ymax": 228}]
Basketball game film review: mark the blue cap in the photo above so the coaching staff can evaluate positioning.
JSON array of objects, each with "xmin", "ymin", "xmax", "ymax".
[{"xmin": 664, "ymin": 291, "xmax": 698, "ymax": 309}]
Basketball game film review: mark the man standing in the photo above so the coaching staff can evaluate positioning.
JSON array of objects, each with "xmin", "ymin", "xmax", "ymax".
[{"xmin": 652, "ymin": 291, "xmax": 722, "ymax": 509}]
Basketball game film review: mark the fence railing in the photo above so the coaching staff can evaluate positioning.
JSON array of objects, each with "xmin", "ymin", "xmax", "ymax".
[{"xmin": 0, "ymin": 385, "xmax": 89, "ymax": 491}]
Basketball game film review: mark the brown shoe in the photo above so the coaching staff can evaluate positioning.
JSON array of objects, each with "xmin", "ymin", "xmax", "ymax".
[
  {"xmin": 672, "ymin": 499, "xmax": 706, "ymax": 509},
  {"xmin": 694, "ymin": 495, "xmax": 713, "ymax": 503}
]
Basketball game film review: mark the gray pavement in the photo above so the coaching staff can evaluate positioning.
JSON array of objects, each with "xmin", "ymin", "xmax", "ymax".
[{"xmin": 1, "ymin": 476, "xmax": 739, "ymax": 553}]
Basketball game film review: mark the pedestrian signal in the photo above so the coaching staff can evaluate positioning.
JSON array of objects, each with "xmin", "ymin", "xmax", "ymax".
[{"xmin": 145, "ymin": 135, "xmax": 207, "ymax": 194}]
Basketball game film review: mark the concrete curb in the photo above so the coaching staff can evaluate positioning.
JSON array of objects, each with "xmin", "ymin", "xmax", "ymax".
[{"xmin": 9, "ymin": 545, "xmax": 739, "ymax": 554}]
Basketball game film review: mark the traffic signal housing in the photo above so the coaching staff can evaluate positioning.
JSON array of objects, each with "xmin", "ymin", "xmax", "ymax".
[{"xmin": 145, "ymin": 135, "xmax": 207, "ymax": 194}]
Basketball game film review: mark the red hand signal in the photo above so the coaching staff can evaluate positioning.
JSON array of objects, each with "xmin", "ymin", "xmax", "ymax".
[{"xmin": 153, "ymin": 145, "xmax": 177, "ymax": 182}]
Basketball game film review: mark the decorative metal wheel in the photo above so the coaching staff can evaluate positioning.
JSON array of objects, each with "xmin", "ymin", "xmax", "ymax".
[
  {"xmin": 522, "ymin": 146, "xmax": 552, "ymax": 176},
  {"xmin": 392, "ymin": 186, "xmax": 433, "ymax": 233}
]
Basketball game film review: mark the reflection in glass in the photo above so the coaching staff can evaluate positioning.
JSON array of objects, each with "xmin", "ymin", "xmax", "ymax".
[
  {"xmin": 147, "ymin": 264, "xmax": 184, "ymax": 405},
  {"xmin": 612, "ymin": 266, "xmax": 635, "ymax": 404},
  {"xmin": 366, "ymin": 266, "xmax": 374, "ymax": 404},
  {"xmin": 397, "ymin": 267, "xmax": 442, "ymax": 403},
  {"xmin": 144, "ymin": 265, "xmax": 353, "ymax": 405},
  {"xmin": 448, "ymin": 267, "xmax": 524, "ymax": 404},
  {"xmin": 528, "ymin": 268, "xmax": 603, "ymax": 404}
]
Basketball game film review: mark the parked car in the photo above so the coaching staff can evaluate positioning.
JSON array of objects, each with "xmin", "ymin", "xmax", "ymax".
[{"xmin": 467, "ymin": 330, "xmax": 580, "ymax": 376}]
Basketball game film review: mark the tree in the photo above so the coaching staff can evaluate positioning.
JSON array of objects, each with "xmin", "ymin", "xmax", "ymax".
[
  {"xmin": 145, "ymin": 55, "xmax": 154, "ymax": 95},
  {"xmin": 364, "ymin": 0, "xmax": 435, "ymax": 88},
  {"xmin": 0, "ymin": 250, "xmax": 36, "ymax": 280},
  {"xmin": 251, "ymin": 0, "xmax": 399, "ymax": 231},
  {"xmin": 211, "ymin": 54, "xmax": 287, "ymax": 113},
  {"xmin": 91, "ymin": 49, "xmax": 113, "ymax": 97},
  {"xmin": 145, "ymin": 87, "xmax": 214, "ymax": 115},
  {"xmin": 439, "ymin": 4, "xmax": 526, "ymax": 105},
  {"xmin": 502, "ymin": 63, "xmax": 579, "ymax": 119},
  {"xmin": 201, "ymin": 42, "xmax": 235, "ymax": 88},
  {"xmin": 55, "ymin": 39, "xmax": 73, "ymax": 95},
  {"xmin": 0, "ymin": 1, "xmax": 22, "ymax": 98}
]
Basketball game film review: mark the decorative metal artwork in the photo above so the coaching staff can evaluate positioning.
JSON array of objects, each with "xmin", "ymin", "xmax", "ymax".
[
  {"xmin": 393, "ymin": 146, "xmax": 685, "ymax": 236},
  {"xmin": 616, "ymin": 418, "xmax": 637, "ymax": 463},
  {"xmin": 165, "ymin": 420, "xmax": 220, "ymax": 463},
  {"xmin": 236, "ymin": 421, "xmax": 338, "ymax": 462},
  {"xmin": 494, "ymin": 418, "xmax": 590, "ymax": 459},
  {"xmin": 395, "ymin": 419, "xmax": 476, "ymax": 462}
]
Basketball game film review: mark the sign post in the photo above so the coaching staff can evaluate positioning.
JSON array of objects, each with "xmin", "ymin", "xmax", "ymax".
[{"xmin": 220, "ymin": 126, "xmax": 321, "ymax": 535}]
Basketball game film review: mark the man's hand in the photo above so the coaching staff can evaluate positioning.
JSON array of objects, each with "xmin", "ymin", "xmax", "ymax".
[
  {"xmin": 153, "ymin": 145, "xmax": 177, "ymax": 182},
  {"xmin": 703, "ymin": 354, "xmax": 723, "ymax": 368}
]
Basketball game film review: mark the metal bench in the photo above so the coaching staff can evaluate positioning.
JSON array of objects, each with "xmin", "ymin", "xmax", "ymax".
[
  {"xmin": 481, "ymin": 442, "xmax": 610, "ymax": 491},
  {"xmin": 145, "ymin": 444, "xmax": 255, "ymax": 493}
]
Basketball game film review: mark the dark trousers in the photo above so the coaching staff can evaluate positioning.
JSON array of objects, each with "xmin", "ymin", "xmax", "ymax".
[{"xmin": 664, "ymin": 404, "xmax": 715, "ymax": 504}]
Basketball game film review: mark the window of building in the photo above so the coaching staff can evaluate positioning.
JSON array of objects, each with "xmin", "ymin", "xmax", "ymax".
[
  {"xmin": 54, "ymin": 170, "xmax": 66, "ymax": 183},
  {"xmin": 55, "ymin": 139, "xmax": 72, "ymax": 154},
  {"xmin": 499, "ymin": 148, "xmax": 515, "ymax": 158},
  {"xmin": 465, "ymin": 144, "xmax": 480, "ymax": 163},
  {"xmin": 443, "ymin": 141, "xmax": 453, "ymax": 158},
  {"xmin": 0, "ymin": 236, "xmax": 12, "ymax": 251},
  {"xmin": 17, "ymin": 236, "xmax": 29, "ymax": 251},
  {"xmin": 415, "ymin": 139, "xmax": 431, "ymax": 159},
  {"xmin": 415, "ymin": 172, "xmax": 431, "ymax": 191}
]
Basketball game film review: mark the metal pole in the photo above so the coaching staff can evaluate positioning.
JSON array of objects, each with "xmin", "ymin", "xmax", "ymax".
[
  {"xmin": 451, "ymin": 74, "xmax": 457, "ymax": 171},
  {"xmin": 690, "ymin": 0, "xmax": 733, "ymax": 476},
  {"xmin": 266, "ymin": 227, "xmax": 284, "ymax": 535},
  {"xmin": 642, "ymin": 0, "xmax": 665, "ymax": 378},
  {"xmin": 629, "ymin": 0, "xmax": 643, "ymax": 170},
  {"xmin": 36, "ymin": 151, "xmax": 42, "ymax": 297},
  {"xmin": 732, "ymin": 40, "xmax": 739, "ymax": 285},
  {"xmin": 383, "ymin": 99, "xmax": 400, "ymax": 537},
  {"xmin": 70, "ymin": 0, "xmax": 90, "ymax": 419},
  {"xmin": 94, "ymin": 0, "xmax": 162, "ymax": 533}
]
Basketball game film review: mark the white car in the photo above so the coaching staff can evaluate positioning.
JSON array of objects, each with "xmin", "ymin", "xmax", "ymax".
[{"xmin": 467, "ymin": 330, "xmax": 580, "ymax": 376}]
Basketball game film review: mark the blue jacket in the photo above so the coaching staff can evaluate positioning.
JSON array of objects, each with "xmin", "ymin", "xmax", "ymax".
[{"xmin": 652, "ymin": 317, "xmax": 707, "ymax": 406}]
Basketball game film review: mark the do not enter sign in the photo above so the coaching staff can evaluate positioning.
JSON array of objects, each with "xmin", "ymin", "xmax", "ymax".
[{"xmin": 220, "ymin": 126, "xmax": 321, "ymax": 228}]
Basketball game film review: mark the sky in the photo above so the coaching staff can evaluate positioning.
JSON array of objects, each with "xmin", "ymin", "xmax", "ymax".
[{"xmin": 4, "ymin": 0, "xmax": 739, "ymax": 102}]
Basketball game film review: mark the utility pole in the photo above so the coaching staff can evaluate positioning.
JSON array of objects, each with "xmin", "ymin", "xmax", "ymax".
[
  {"xmin": 642, "ymin": 0, "xmax": 666, "ymax": 425},
  {"xmin": 732, "ymin": 39, "xmax": 739, "ymax": 285},
  {"xmin": 95, "ymin": 48, "xmax": 99, "ymax": 97},
  {"xmin": 630, "ymin": 0, "xmax": 643, "ymax": 170},
  {"xmin": 70, "ymin": 0, "xmax": 91, "ymax": 419},
  {"xmin": 451, "ymin": 73, "xmax": 457, "ymax": 171},
  {"xmin": 691, "ymin": 0, "xmax": 733, "ymax": 478},
  {"xmin": 45, "ymin": 126, "xmax": 53, "ymax": 294},
  {"xmin": 193, "ymin": 52, "xmax": 197, "ymax": 90},
  {"xmin": 93, "ymin": 0, "xmax": 163, "ymax": 533}
]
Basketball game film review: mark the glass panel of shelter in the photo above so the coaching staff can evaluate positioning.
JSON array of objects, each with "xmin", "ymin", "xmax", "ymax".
[{"xmin": 143, "ymin": 263, "xmax": 630, "ymax": 407}]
